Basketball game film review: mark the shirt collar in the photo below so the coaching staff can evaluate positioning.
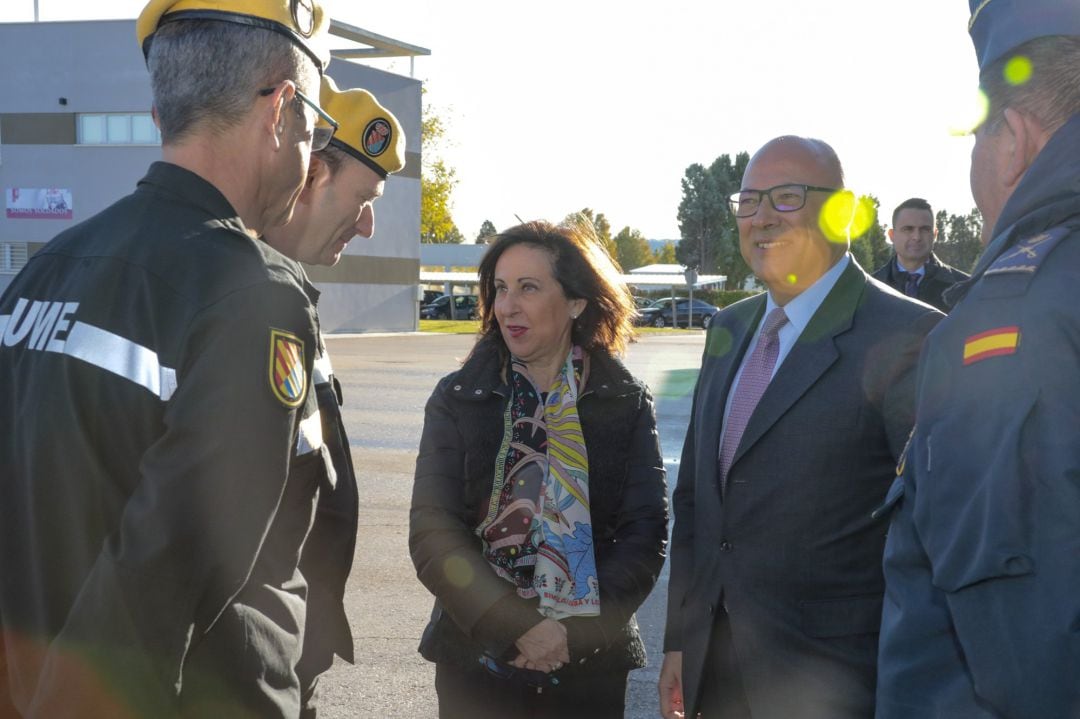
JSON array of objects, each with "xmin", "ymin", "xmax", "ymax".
[
  {"xmin": 765, "ymin": 254, "xmax": 851, "ymax": 336},
  {"xmin": 895, "ymin": 257, "xmax": 925, "ymax": 276}
]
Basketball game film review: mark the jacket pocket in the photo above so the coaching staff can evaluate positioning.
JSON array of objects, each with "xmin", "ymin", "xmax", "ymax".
[
  {"xmin": 799, "ymin": 594, "xmax": 883, "ymax": 638},
  {"xmin": 914, "ymin": 393, "xmax": 1038, "ymax": 593}
]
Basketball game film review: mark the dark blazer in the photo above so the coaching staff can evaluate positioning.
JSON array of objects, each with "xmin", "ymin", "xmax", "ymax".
[
  {"xmin": 664, "ymin": 260, "xmax": 941, "ymax": 719},
  {"xmin": 410, "ymin": 340, "xmax": 668, "ymax": 675},
  {"xmin": 872, "ymin": 252, "xmax": 969, "ymax": 312}
]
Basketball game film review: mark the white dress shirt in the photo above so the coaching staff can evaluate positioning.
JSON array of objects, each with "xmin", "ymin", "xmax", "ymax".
[{"xmin": 719, "ymin": 254, "xmax": 852, "ymax": 444}]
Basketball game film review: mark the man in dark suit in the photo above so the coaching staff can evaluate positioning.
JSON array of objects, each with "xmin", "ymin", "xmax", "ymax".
[
  {"xmin": 658, "ymin": 136, "xmax": 942, "ymax": 719},
  {"xmin": 872, "ymin": 197, "xmax": 969, "ymax": 312}
]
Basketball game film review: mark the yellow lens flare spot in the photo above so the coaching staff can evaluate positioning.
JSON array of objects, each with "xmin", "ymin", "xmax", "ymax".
[
  {"xmin": 443, "ymin": 555, "xmax": 475, "ymax": 589},
  {"xmin": 946, "ymin": 87, "xmax": 989, "ymax": 136},
  {"xmin": 1004, "ymin": 55, "xmax": 1033, "ymax": 86},
  {"xmin": 786, "ymin": 274, "xmax": 798, "ymax": 285},
  {"xmin": 818, "ymin": 191, "xmax": 876, "ymax": 243}
]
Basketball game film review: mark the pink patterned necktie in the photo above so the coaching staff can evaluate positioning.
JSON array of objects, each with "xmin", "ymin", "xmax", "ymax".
[{"xmin": 718, "ymin": 307, "xmax": 788, "ymax": 491}]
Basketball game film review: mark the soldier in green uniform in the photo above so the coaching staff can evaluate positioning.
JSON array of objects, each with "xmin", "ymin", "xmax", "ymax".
[
  {"xmin": 263, "ymin": 75, "xmax": 406, "ymax": 718},
  {"xmin": 0, "ymin": 0, "xmax": 338, "ymax": 716}
]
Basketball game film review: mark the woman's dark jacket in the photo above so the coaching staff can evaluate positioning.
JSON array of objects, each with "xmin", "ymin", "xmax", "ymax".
[{"xmin": 409, "ymin": 339, "xmax": 668, "ymax": 675}]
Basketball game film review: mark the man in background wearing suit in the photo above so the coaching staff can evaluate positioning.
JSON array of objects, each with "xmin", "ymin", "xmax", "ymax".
[
  {"xmin": 658, "ymin": 136, "xmax": 941, "ymax": 719},
  {"xmin": 872, "ymin": 197, "xmax": 969, "ymax": 312}
]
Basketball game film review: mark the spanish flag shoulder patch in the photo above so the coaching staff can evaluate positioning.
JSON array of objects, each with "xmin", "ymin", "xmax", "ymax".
[
  {"xmin": 963, "ymin": 326, "xmax": 1020, "ymax": 366},
  {"xmin": 269, "ymin": 328, "xmax": 306, "ymax": 408}
]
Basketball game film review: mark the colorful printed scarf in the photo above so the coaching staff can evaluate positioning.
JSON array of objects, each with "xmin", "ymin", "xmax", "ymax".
[{"xmin": 476, "ymin": 346, "xmax": 601, "ymax": 619}]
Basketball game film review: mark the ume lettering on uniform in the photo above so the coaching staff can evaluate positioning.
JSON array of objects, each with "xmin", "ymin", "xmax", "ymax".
[
  {"xmin": 1, "ymin": 298, "xmax": 79, "ymax": 352},
  {"xmin": 0, "ymin": 296, "xmax": 177, "ymax": 401}
]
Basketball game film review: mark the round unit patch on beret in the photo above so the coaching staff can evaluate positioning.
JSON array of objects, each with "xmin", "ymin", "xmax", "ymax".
[
  {"xmin": 969, "ymin": 0, "xmax": 1080, "ymax": 70},
  {"xmin": 320, "ymin": 75, "xmax": 406, "ymax": 179},
  {"xmin": 137, "ymin": 0, "xmax": 332, "ymax": 71},
  {"xmin": 292, "ymin": 0, "xmax": 315, "ymax": 37},
  {"xmin": 363, "ymin": 118, "xmax": 393, "ymax": 157}
]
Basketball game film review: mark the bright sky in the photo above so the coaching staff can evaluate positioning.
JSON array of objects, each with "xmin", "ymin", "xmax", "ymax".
[{"xmin": 2, "ymin": 0, "xmax": 983, "ymax": 242}]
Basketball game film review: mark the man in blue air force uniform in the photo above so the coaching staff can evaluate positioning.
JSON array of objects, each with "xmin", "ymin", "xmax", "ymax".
[{"xmin": 877, "ymin": 2, "xmax": 1080, "ymax": 717}]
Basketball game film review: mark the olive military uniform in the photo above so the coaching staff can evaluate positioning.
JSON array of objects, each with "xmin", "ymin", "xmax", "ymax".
[
  {"xmin": 295, "ymin": 339, "xmax": 359, "ymax": 712},
  {"xmin": 0, "ymin": 162, "xmax": 332, "ymax": 717}
]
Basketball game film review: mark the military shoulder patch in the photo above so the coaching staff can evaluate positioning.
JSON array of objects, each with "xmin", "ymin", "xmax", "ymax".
[
  {"xmin": 963, "ymin": 325, "xmax": 1020, "ymax": 365},
  {"xmin": 984, "ymin": 225, "xmax": 1070, "ymax": 277},
  {"xmin": 269, "ymin": 328, "xmax": 306, "ymax": 408}
]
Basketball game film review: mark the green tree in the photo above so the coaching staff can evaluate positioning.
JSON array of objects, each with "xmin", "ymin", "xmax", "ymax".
[
  {"xmin": 564, "ymin": 209, "xmax": 617, "ymax": 258},
  {"xmin": 935, "ymin": 208, "xmax": 983, "ymax": 272},
  {"xmin": 676, "ymin": 152, "xmax": 751, "ymax": 288},
  {"xmin": 653, "ymin": 241, "xmax": 677, "ymax": 264},
  {"xmin": 420, "ymin": 92, "xmax": 460, "ymax": 243},
  {"xmin": 849, "ymin": 195, "xmax": 890, "ymax": 272},
  {"xmin": 443, "ymin": 223, "xmax": 465, "ymax": 245},
  {"xmin": 675, "ymin": 163, "xmax": 719, "ymax": 271},
  {"xmin": 613, "ymin": 226, "xmax": 652, "ymax": 271},
  {"xmin": 476, "ymin": 219, "xmax": 498, "ymax": 244}
]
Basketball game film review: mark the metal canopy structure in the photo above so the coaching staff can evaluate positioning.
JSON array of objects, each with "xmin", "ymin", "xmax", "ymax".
[
  {"xmin": 419, "ymin": 270, "xmax": 727, "ymax": 289},
  {"xmin": 329, "ymin": 19, "xmax": 431, "ymax": 60}
]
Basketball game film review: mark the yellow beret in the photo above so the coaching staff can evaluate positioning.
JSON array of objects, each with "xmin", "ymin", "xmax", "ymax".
[
  {"xmin": 320, "ymin": 75, "xmax": 406, "ymax": 179},
  {"xmin": 137, "ymin": 0, "xmax": 331, "ymax": 71}
]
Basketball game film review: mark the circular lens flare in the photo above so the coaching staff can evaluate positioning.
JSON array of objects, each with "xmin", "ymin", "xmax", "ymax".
[
  {"xmin": 947, "ymin": 87, "xmax": 990, "ymax": 136},
  {"xmin": 819, "ymin": 191, "xmax": 876, "ymax": 243},
  {"xmin": 1004, "ymin": 55, "xmax": 1033, "ymax": 86}
]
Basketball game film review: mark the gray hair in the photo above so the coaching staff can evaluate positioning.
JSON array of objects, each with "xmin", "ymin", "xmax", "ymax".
[
  {"xmin": 981, "ymin": 35, "xmax": 1080, "ymax": 134},
  {"xmin": 148, "ymin": 19, "xmax": 318, "ymax": 144}
]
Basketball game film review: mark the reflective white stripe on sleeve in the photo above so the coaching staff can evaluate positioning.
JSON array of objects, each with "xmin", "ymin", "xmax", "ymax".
[
  {"xmin": 312, "ymin": 348, "xmax": 333, "ymax": 385},
  {"xmin": 296, "ymin": 408, "xmax": 323, "ymax": 455},
  {"xmin": 61, "ymin": 321, "xmax": 178, "ymax": 401}
]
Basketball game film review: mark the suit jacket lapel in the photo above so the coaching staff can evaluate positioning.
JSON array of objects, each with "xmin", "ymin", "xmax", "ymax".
[{"xmin": 731, "ymin": 261, "xmax": 867, "ymax": 468}]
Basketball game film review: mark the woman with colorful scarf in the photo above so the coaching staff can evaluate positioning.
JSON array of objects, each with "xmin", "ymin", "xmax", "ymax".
[{"xmin": 410, "ymin": 220, "xmax": 668, "ymax": 718}]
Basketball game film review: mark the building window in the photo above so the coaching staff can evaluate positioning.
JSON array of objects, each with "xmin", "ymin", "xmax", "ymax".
[
  {"xmin": 0, "ymin": 242, "xmax": 29, "ymax": 274},
  {"xmin": 77, "ymin": 113, "xmax": 161, "ymax": 145}
]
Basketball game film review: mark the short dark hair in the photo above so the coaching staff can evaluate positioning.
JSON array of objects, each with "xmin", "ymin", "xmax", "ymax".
[
  {"xmin": 981, "ymin": 35, "xmax": 1080, "ymax": 135},
  {"xmin": 475, "ymin": 220, "xmax": 635, "ymax": 360},
  {"xmin": 313, "ymin": 143, "xmax": 350, "ymax": 176},
  {"xmin": 892, "ymin": 197, "xmax": 934, "ymax": 228}
]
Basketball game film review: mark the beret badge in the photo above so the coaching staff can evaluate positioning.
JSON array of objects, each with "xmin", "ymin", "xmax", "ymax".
[
  {"xmin": 364, "ymin": 118, "xmax": 392, "ymax": 157},
  {"xmin": 291, "ymin": 0, "xmax": 315, "ymax": 38}
]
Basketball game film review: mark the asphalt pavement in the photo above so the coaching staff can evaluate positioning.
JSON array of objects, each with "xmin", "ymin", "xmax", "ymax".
[{"xmin": 315, "ymin": 331, "xmax": 705, "ymax": 718}]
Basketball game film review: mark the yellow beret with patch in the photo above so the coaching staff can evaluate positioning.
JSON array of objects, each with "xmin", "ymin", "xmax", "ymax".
[
  {"xmin": 320, "ymin": 75, "xmax": 406, "ymax": 179},
  {"xmin": 137, "ymin": 0, "xmax": 331, "ymax": 71}
]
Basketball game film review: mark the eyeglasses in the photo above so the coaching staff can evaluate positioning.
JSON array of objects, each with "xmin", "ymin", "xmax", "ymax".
[
  {"xmin": 728, "ymin": 184, "xmax": 838, "ymax": 218},
  {"xmin": 258, "ymin": 84, "xmax": 339, "ymax": 152}
]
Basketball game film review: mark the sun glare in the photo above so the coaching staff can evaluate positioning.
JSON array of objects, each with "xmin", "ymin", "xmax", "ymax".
[
  {"xmin": 1004, "ymin": 55, "xmax": 1033, "ymax": 86},
  {"xmin": 946, "ymin": 87, "xmax": 989, "ymax": 136},
  {"xmin": 818, "ymin": 191, "xmax": 876, "ymax": 243}
]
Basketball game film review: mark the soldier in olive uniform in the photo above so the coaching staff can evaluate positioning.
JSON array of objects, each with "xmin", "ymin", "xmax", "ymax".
[
  {"xmin": 0, "ymin": 0, "xmax": 338, "ymax": 716},
  {"xmin": 263, "ymin": 75, "xmax": 406, "ymax": 718}
]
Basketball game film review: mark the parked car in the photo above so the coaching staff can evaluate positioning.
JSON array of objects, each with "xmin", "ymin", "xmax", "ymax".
[
  {"xmin": 420, "ymin": 294, "xmax": 479, "ymax": 320},
  {"xmin": 421, "ymin": 290, "xmax": 444, "ymax": 306},
  {"xmin": 633, "ymin": 296, "xmax": 654, "ymax": 308},
  {"xmin": 635, "ymin": 297, "xmax": 720, "ymax": 328}
]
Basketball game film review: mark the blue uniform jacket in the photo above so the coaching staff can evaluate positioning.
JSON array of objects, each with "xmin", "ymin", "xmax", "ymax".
[{"xmin": 877, "ymin": 114, "xmax": 1080, "ymax": 718}]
